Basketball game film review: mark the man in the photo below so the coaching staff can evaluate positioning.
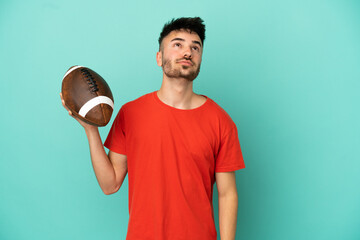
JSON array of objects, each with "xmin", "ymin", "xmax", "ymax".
[{"xmin": 61, "ymin": 17, "xmax": 245, "ymax": 240}]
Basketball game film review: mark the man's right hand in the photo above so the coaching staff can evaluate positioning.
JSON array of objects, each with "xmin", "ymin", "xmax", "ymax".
[{"xmin": 60, "ymin": 92, "xmax": 97, "ymax": 131}]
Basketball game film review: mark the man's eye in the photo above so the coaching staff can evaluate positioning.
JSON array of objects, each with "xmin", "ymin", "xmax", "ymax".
[
  {"xmin": 175, "ymin": 43, "xmax": 181, "ymax": 47},
  {"xmin": 192, "ymin": 46, "xmax": 199, "ymax": 51}
]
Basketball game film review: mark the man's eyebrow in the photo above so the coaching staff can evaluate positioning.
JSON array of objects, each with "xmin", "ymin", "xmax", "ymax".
[
  {"xmin": 171, "ymin": 38, "xmax": 202, "ymax": 47},
  {"xmin": 192, "ymin": 40, "xmax": 202, "ymax": 47}
]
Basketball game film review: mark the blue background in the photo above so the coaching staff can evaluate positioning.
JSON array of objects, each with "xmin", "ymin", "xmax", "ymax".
[{"xmin": 1, "ymin": 0, "xmax": 359, "ymax": 239}]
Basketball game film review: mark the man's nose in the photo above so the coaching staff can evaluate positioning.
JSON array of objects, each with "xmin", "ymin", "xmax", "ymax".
[{"xmin": 183, "ymin": 46, "xmax": 192, "ymax": 59}]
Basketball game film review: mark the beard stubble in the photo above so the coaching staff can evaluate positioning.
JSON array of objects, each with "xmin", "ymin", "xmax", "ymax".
[{"xmin": 162, "ymin": 57, "xmax": 201, "ymax": 81}]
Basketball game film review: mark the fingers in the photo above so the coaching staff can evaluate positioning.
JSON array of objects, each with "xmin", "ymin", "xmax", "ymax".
[
  {"xmin": 59, "ymin": 92, "xmax": 89, "ymax": 128},
  {"xmin": 60, "ymin": 92, "xmax": 67, "ymax": 109},
  {"xmin": 59, "ymin": 92, "xmax": 73, "ymax": 116}
]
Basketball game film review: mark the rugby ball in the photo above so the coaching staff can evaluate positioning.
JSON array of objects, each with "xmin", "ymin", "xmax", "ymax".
[{"xmin": 61, "ymin": 65, "xmax": 114, "ymax": 127}]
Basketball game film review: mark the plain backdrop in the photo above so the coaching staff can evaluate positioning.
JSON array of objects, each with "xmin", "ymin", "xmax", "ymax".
[{"xmin": 0, "ymin": 0, "xmax": 359, "ymax": 239}]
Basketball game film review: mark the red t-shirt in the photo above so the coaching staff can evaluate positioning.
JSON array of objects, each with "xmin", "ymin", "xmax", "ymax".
[{"xmin": 104, "ymin": 91, "xmax": 245, "ymax": 240}]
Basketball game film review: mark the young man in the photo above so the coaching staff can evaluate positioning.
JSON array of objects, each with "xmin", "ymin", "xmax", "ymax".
[{"xmin": 61, "ymin": 17, "xmax": 245, "ymax": 240}]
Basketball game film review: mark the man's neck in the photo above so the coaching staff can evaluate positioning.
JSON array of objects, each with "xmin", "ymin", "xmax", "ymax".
[{"xmin": 157, "ymin": 76, "xmax": 201, "ymax": 110}]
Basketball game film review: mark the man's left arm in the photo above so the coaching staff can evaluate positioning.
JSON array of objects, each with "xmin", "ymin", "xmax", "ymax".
[{"xmin": 216, "ymin": 171, "xmax": 239, "ymax": 240}]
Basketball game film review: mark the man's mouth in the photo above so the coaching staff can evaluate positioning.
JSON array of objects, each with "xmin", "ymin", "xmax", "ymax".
[{"xmin": 177, "ymin": 60, "xmax": 193, "ymax": 66}]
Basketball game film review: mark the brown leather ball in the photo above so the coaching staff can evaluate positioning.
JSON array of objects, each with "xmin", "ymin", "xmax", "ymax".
[{"xmin": 61, "ymin": 66, "xmax": 114, "ymax": 127}]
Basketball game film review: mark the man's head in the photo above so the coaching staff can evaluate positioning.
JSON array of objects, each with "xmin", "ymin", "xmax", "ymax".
[
  {"xmin": 158, "ymin": 17, "xmax": 206, "ymax": 50},
  {"xmin": 156, "ymin": 17, "xmax": 206, "ymax": 82}
]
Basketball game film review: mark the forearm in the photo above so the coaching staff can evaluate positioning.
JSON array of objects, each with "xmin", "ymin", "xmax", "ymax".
[
  {"xmin": 84, "ymin": 127, "xmax": 117, "ymax": 194},
  {"xmin": 218, "ymin": 193, "xmax": 238, "ymax": 240}
]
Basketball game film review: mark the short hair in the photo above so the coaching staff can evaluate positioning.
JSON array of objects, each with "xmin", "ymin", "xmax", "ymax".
[{"xmin": 158, "ymin": 17, "xmax": 206, "ymax": 49}]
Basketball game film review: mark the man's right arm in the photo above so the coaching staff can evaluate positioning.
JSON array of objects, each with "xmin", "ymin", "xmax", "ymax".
[
  {"xmin": 85, "ymin": 127, "xmax": 128, "ymax": 195},
  {"xmin": 61, "ymin": 93, "xmax": 127, "ymax": 195}
]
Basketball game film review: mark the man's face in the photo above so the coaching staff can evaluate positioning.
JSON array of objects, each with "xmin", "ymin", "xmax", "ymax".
[{"xmin": 156, "ymin": 29, "xmax": 203, "ymax": 81}]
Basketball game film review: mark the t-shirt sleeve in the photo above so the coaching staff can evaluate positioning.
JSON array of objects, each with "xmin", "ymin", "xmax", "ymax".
[
  {"xmin": 215, "ymin": 124, "xmax": 245, "ymax": 172},
  {"xmin": 104, "ymin": 106, "xmax": 126, "ymax": 155}
]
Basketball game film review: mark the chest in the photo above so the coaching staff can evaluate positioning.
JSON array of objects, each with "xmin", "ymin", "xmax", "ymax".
[{"xmin": 126, "ymin": 109, "xmax": 220, "ymax": 162}]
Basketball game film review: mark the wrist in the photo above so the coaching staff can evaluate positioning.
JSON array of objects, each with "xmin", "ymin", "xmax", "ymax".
[{"xmin": 84, "ymin": 125, "xmax": 99, "ymax": 135}]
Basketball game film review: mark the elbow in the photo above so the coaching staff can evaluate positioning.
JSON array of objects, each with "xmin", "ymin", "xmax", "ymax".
[
  {"xmin": 103, "ymin": 190, "xmax": 114, "ymax": 195},
  {"xmin": 102, "ymin": 185, "xmax": 120, "ymax": 195}
]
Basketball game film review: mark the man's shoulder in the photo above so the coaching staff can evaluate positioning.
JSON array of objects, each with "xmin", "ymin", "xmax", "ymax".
[
  {"xmin": 121, "ymin": 91, "xmax": 155, "ymax": 110},
  {"xmin": 206, "ymin": 96, "xmax": 233, "ymax": 119},
  {"xmin": 205, "ymin": 96, "xmax": 239, "ymax": 134}
]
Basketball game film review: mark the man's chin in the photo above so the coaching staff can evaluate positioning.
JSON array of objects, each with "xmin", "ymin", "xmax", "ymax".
[
  {"xmin": 182, "ymin": 74, "xmax": 198, "ymax": 82},
  {"xmin": 180, "ymin": 68, "xmax": 200, "ymax": 80},
  {"xmin": 163, "ymin": 67, "xmax": 200, "ymax": 81}
]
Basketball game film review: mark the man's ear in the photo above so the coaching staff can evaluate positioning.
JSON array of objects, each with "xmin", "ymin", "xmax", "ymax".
[{"xmin": 156, "ymin": 51, "xmax": 162, "ymax": 67}]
